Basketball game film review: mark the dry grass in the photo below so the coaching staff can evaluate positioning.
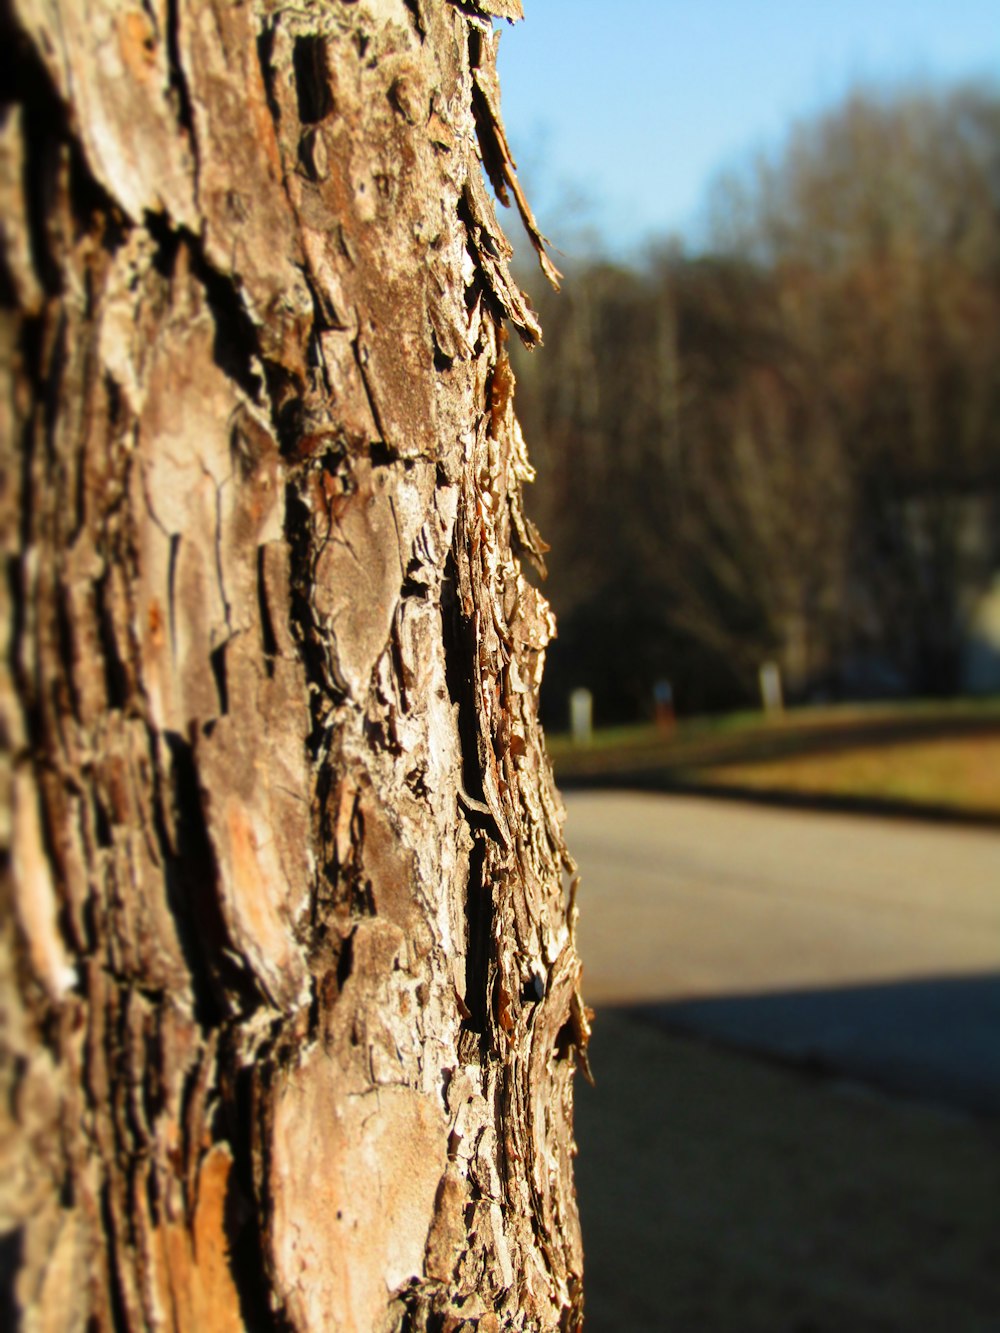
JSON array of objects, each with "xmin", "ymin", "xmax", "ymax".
[
  {"xmin": 550, "ymin": 700, "xmax": 1000, "ymax": 820},
  {"xmin": 701, "ymin": 732, "xmax": 1000, "ymax": 816}
]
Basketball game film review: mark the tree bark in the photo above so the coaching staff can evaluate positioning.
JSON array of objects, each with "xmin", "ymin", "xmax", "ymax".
[{"xmin": 0, "ymin": 2, "xmax": 587, "ymax": 1328}]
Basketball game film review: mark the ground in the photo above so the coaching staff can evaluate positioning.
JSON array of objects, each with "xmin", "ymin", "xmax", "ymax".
[
  {"xmin": 576, "ymin": 1011, "xmax": 1000, "ymax": 1333},
  {"xmin": 550, "ymin": 699, "xmax": 1000, "ymax": 822},
  {"xmin": 566, "ymin": 788, "xmax": 1000, "ymax": 1329}
]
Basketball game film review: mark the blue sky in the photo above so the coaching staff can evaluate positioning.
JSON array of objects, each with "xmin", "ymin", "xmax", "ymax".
[{"xmin": 496, "ymin": 0, "xmax": 1000, "ymax": 257}]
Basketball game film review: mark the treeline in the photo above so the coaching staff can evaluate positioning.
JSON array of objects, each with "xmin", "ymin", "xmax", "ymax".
[{"xmin": 513, "ymin": 84, "xmax": 1000, "ymax": 723}]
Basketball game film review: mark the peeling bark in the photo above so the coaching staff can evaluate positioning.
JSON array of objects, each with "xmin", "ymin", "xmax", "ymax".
[{"xmin": 0, "ymin": 2, "xmax": 587, "ymax": 1329}]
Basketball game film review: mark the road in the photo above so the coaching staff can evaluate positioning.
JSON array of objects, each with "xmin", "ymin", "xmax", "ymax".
[{"xmin": 566, "ymin": 791, "xmax": 1000, "ymax": 1111}]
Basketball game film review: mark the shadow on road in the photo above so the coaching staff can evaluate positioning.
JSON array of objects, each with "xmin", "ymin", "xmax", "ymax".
[
  {"xmin": 564, "ymin": 790, "xmax": 1000, "ymax": 1326},
  {"xmin": 638, "ymin": 971, "xmax": 1000, "ymax": 1118},
  {"xmin": 575, "ymin": 1005, "xmax": 1000, "ymax": 1332}
]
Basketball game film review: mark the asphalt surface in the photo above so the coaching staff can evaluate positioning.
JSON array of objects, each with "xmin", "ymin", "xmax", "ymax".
[
  {"xmin": 573, "ymin": 1011, "xmax": 1000, "ymax": 1332},
  {"xmin": 567, "ymin": 791, "xmax": 1000, "ymax": 1112}
]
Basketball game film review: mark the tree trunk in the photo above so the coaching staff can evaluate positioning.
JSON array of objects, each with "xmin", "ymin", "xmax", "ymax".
[{"xmin": 0, "ymin": 2, "xmax": 587, "ymax": 1328}]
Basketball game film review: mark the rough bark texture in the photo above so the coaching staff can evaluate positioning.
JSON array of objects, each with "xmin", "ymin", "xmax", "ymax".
[{"xmin": 0, "ymin": 2, "xmax": 588, "ymax": 1328}]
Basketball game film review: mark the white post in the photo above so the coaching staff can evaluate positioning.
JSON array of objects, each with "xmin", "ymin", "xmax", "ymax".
[
  {"xmin": 569, "ymin": 688, "xmax": 593, "ymax": 746},
  {"xmin": 759, "ymin": 660, "xmax": 784, "ymax": 715}
]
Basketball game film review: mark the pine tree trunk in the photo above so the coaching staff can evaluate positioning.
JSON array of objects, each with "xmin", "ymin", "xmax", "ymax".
[{"xmin": 0, "ymin": 2, "xmax": 587, "ymax": 1328}]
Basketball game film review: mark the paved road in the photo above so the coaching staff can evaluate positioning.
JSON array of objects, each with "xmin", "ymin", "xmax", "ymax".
[{"xmin": 567, "ymin": 792, "xmax": 1000, "ymax": 1111}]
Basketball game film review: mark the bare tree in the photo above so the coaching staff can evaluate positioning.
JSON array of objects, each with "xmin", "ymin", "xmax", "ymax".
[
  {"xmin": 518, "ymin": 84, "xmax": 1000, "ymax": 717},
  {"xmin": 711, "ymin": 86, "xmax": 1000, "ymax": 692},
  {"xmin": 0, "ymin": 2, "xmax": 588, "ymax": 1329}
]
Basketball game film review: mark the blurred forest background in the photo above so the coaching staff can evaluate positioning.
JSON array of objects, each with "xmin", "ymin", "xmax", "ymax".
[{"xmin": 511, "ymin": 83, "xmax": 1000, "ymax": 726}]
